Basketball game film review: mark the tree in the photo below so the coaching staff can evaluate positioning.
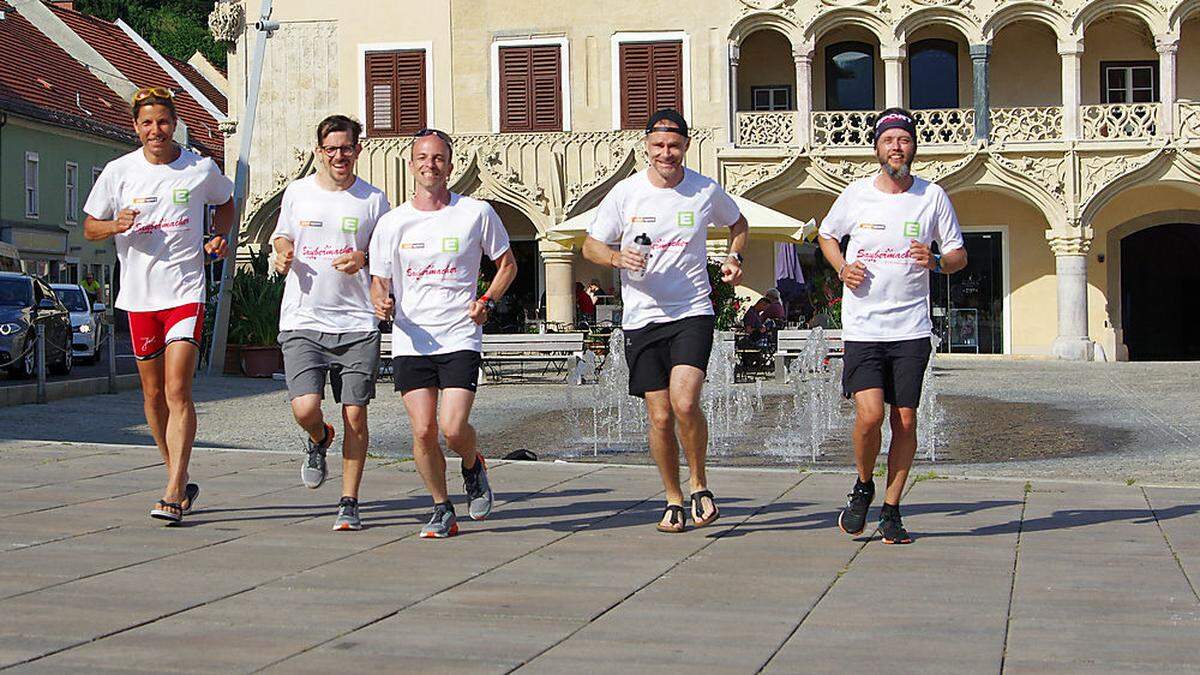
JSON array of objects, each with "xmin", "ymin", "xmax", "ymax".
[{"xmin": 76, "ymin": 0, "xmax": 227, "ymax": 69}]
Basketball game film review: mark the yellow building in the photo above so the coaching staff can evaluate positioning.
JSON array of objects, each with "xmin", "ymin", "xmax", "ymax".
[{"xmin": 213, "ymin": 0, "xmax": 1200, "ymax": 361}]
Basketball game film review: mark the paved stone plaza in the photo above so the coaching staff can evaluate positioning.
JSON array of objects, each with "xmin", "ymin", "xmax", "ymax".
[{"xmin": 2, "ymin": 360, "xmax": 1200, "ymax": 672}]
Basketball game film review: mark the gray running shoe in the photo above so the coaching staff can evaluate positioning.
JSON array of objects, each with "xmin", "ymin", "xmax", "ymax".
[
  {"xmin": 420, "ymin": 502, "xmax": 458, "ymax": 539},
  {"xmin": 301, "ymin": 423, "xmax": 334, "ymax": 489},
  {"xmin": 462, "ymin": 454, "xmax": 493, "ymax": 521},
  {"xmin": 332, "ymin": 496, "xmax": 362, "ymax": 531}
]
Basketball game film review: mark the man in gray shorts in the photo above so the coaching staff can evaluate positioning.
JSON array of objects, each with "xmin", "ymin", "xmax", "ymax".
[{"xmin": 271, "ymin": 115, "xmax": 390, "ymax": 531}]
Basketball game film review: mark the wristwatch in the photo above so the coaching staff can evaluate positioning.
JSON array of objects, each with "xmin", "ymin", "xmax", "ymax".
[
  {"xmin": 933, "ymin": 253, "xmax": 943, "ymax": 273},
  {"xmin": 480, "ymin": 295, "xmax": 496, "ymax": 312},
  {"xmin": 727, "ymin": 251, "xmax": 744, "ymax": 265}
]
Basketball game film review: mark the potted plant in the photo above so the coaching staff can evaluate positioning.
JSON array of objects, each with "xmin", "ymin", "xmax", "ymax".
[{"xmin": 228, "ymin": 246, "xmax": 285, "ymax": 377}]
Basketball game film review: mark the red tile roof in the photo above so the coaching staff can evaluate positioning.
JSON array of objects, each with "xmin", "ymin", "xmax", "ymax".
[
  {"xmin": 168, "ymin": 55, "xmax": 227, "ymax": 114},
  {"xmin": 0, "ymin": 1, "xmax": 135, "ymax": 143},
  {"xmin": 48, "ymin": 3, "xmax": 225, "ymax": 164}
]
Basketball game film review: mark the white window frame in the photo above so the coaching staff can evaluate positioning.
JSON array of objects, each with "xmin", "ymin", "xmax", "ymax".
[
  {"xmin": 24, "ymin": 151, "xmax": 39, "ymax": 219},
  {"xmin": 1102, "ymin": 63, "xmax": 1157, "ymax": 104},
  {"xmin": 610, "ymin": 31, "xmax": 692, "ymax": 131},
  {"xmin": 356, "ymin": 41, "xmax": 434, "ymax": 139},
  {"xmin": 490, "ymin": 36, "xmax": 572, "ymax": 134},
  {"xmin": 65, "ymin": 162, "xmax": 79, "ymax": 224}
]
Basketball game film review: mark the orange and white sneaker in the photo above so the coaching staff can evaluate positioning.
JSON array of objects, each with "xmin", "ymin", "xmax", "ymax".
[
  {"xmin": 331, "ymin": 496, "xmax": 361, "ymax": 531},
  {"xmin": 420, "ymin": 502, "xmax": 458, "ymax": 538}
]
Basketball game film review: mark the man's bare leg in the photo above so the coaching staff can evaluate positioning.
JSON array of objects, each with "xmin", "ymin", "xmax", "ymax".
[
  {"xmin": 644, "ymin": 389, "xmax": 683, "ymax": 528},
  {"xmin": 885, "ymin": 406, "xmax": 918, "ymax": 506},
  {"xmin": 160, "ymin": 342, "xmax": 198, "ymax": 506},
  {"xmin": 437, "ymin": 388, "xmax": 479, "ymax": 469},
  {"xmin": 341, "ymin": 405, "xmax": 368, "ymax": 499},
  {"xmin": 667, "ymin": 365, "xmax": 708, "ymax": 495},
  {"xmin": 402, "ymin": 387, "xmax": 449, "ymax": 503},
  {"xmin": 852, "ymin": 389, "xmax": 886, "ymax": 482},
  {"xmin": 290, "ymin": 393, "xmax": 328, "ymax": 445}
]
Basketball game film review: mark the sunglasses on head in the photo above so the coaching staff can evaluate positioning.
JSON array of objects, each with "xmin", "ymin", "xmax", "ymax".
[
  {"xmin": 414, "ymin": 128, "xmax": 453, "ymax": 148},
  {"xmin": 132, "ymin": 86, "xmax": 174, "ymax": 104}
]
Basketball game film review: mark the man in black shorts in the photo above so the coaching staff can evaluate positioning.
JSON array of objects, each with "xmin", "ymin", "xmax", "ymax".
[
  {"xmin": 817, "ymin": 108, "xmax": 967, "ymax": 544},
  {"xmin": 583, "ymin": 109, "xmax": 748, "ymax": 533}
]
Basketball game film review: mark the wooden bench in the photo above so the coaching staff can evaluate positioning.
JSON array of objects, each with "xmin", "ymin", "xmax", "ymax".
[
  {"xmin": 774, "ymin": 329, "xmax": 844, "ymax": 382},
  {"xmin": 379, "ymin": 331, "xmax": 587, "ymax": 384},
  {"xmin": 480, "ymin": 333, "xmax": 587, "ymax": 383}
]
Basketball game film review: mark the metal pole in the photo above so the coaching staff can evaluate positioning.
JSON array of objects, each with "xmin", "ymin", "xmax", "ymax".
[
  {"xmin": 35, "ymin": 324, "xmax": 46, "ymax": 404},
  {"xmin": 106, "ymin": 315, "xmax": 117, "ymax": 394},
  {"xmin": 207, "ymin": 0, "xmax": 277, "ymax": 375}
]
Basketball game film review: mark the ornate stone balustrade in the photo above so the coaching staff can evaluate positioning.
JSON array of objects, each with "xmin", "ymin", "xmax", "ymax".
[
  {"xmin": 1080, "ymin": 103, "xmax": 1160, "ymax": 140},
  {"xmin": 811, "ymin": 109, "xmax": 974, "ymax": 147},
  {"xmin": 1176, "ymin": 101, "xmax": 1200, "ymax": 139},
  {"xmin": 990, "ymin": 106, "xmax": 1063, "ymax": 144},
  {"xmin": 735, "ymin": 111, "xmax": 796, "ymax": 147}
]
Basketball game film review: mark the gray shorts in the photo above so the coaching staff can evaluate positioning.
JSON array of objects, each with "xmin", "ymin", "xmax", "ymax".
[{"xmin": 279, "ymin": 329, "xmax": 380, "ymax": 406}]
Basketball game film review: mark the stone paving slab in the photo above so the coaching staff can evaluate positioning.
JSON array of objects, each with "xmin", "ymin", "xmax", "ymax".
[{"xmin": 0, "ymin": 444, "xmax": 1198, "ymax": 673}]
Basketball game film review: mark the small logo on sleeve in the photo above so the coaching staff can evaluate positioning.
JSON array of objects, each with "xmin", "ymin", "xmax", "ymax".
[
  {"xmin": 677, "ymin": 211, "xmax": 695, "ymax": 228},
  {"xmin": 132, "ymin": 196, "xmax": 158, "ymax": 205},
  {"xmin": 903, "ymin": 221, "xmax": 922, "ymax": 237},
  {"xmin": 341, "ymin": 217, "xmax": 360, "ymax": 233},
  {"xmin": 172, "ymin": 189, "xmax": 190, "ymax": 205},
  {"xmin": 630, "ymin": 216, "xmax": 657, "ymax": 224},
  {"xmin": 441, "ymin": 237, "xmax": 460, "ymax": 253},
  {"xmin": 858, "ymin": 222, "xmax": 885, "ymax": 230},
  {"xmin": 400, "ymin": 242, "xmax": 426, "ymax": 250},
  {"xmin": 299, "ymin": 220, "xmax": 324, "ymax": 228}
]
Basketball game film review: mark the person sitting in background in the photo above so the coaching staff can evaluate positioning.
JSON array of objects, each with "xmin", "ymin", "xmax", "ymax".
[
  {"xmin": 741, "ymin": 297, "xmax": 768, "ymax": 333},
  {"xmin": 586, "ymin": 279, "xmax": 603, "ymax": 304},
  {"xmin": 575, "ymin": 281, "xmax": 595, "ymax": 319},
  {"xmin": 760, "ymin": 288, "xmax": 786, "ymax": 326}
]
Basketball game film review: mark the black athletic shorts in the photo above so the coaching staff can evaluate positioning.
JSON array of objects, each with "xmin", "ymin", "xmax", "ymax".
[
  {"xmin": 394, "ymin": 350, "xmax": 481, "ymax": 394},
  {"xmin": 841, "ymin": 338, "xmax": 932, "ymax": 409},
  {"xmin": 623, "ymin": 315, "xmax": 715, "ymax": 397}
]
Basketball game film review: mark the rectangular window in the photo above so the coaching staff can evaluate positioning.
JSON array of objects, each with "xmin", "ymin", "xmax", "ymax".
[
  {"xmin": 499, "ymin": 45, "xmax": 563, "ymax": 133},
  {"xmin": 618, "ymin": 41, "xmax": 683, "ymax": 130},
  {"xmin": 24, "ymin": 152, "xmax": 39, "ymax": 219},
  {"xmin": 1101, "ymin": 61, "xmax": 1158, "ymax": 104},
  {"xmin": 92, "ymin": 166, "xmax": 103, "ymax": 186},
  {"xmin": 750, "ymin": 85, "xmax": 793, "ymax": 111},
  {"xmin": 364, "ymin": 49, "xmax": 427, "ymax": 136},
  {"xmin": 65, "ymin": 162, "xmax": 79, "ymax": 224}
]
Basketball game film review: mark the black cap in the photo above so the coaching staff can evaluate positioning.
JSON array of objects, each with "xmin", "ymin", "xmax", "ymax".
[
  {"xmin": 645, "ymin": 108, "xmax": 689, "ymax": 138},
  {"xmin": 874, "ymin": 107, "xmax": 916, "ymax": 143}
]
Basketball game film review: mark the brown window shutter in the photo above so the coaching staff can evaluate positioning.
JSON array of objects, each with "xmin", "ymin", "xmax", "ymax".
[
  {"xmin": 651, "ymin": 42, "xmax": 683, "ymax": 113},
  {"xmin": 619, "ymin": 43, "xmax": 652, "ymax": 130},
  {"xmin": 365, "ymin": 50, "xmax": 426, "ymax": 137},
  {"xmin": 500, "ymin": 45, "xmax": 562, "ymax": 133}
]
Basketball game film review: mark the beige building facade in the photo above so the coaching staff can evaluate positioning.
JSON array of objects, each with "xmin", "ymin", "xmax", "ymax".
[{"xmin": 213, "ymin": 0, "xmax": 1200, "ymax": 361}]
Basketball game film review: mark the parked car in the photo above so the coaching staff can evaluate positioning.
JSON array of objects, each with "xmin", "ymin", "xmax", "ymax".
[
  {"xmin": 51, "ymin": 283, "xmax": 104, "ymax": 364},
  {"xmin": 0, "ymin": 272, "xmax": 73, "ymax": 378}
]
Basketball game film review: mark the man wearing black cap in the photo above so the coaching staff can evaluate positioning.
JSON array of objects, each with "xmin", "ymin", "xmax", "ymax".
[
  {"xmin": 583, "ymin": 109, "xmax": 749, "ymax": 533},
  {"xmin": 817, "ymin": 107, "xmax": 967, "ymax": 544}
]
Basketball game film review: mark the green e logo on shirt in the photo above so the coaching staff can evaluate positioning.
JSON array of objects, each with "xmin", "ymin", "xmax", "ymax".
[
  {"xmin": 441, "ymin": 237, "xmax": 460, "ymax": 253},
  {"xmin": 903, "ymin": 221, "xmax": 922, "ymax": 238},
  {"xmin": 172, "ymin": 188, "xmax": 190, "ymax": 205},
  {"xmin": 677, "ymin": 211, "xmax": 696, "ymax": 228},
  {"xmin": 341, "ymin": 217, "xmax": 359, "ymax": 233}
]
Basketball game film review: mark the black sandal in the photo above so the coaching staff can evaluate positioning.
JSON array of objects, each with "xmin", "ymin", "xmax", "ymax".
[
  {"xmin": 181, "ymin": 483, "xmax": 200, "ymax": 515},
  {"xmin": 656, "ymin": 504, "xmax": 687, "ymax": 533},
  {"xmin": 690, "ymin": 490, "xmax": 720, "ymax": 527},
  {"xmin": 150, "ymin": 500, "xmax": 183, "ymax": 523}
]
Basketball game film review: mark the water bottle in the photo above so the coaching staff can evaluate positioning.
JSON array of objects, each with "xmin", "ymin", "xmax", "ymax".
[{"xmin": 626, "ymin": 232, "xmax": 652, "ymax": 281}]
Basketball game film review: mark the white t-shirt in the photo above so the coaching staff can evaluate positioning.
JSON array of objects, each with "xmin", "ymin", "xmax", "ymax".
[
  {"xmin": 818, "ymin": 175, "xmax": 964, "ymax": 342},
  {"xmin": 369, "ymin": 194, "xmax": 510, "ymax": 356},
  {"xmin": 84, "ymin": 148, "xmax": 233, "ymax": 312},
  {"xmin": 270, "ymin": 175, "xmax": 389, "ymax": 334},
  {"xmin": 588, "ymin": 168, "xmax": 742, "ymax": 330}
]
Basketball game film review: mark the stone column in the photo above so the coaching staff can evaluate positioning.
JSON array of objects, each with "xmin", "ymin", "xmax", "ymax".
[
  {"xmin": 970, "ymin": 43, "xmax": 991, "ymax": 143},
  {"xmin": 882, "ymin": 44, "xmax": 906, "ymax": 109},
  {"xmin": 1059, "ymin": 39, "xmax": 1083, "ymax": 140},
  {"xmin": 729, "ymin": 42, "xmax": 741, "ymax": 145},
  {"xmin": 1156, "ymin": 34, "xmax": 1179, "ymax": 137},
  {"xmin": 1048, "ymin": 232, "xmax": 1095, "ymax": 360},
  {"xmin": 793, "ymin": 44, "xmax": 814, "ymax": 148},
  {"xmin": 540, "ymin": 240, "xmax": 576, "ymax": 327}
]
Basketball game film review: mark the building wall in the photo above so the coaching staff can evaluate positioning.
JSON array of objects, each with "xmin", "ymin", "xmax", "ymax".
[
  {"xmin": 812, "ymin": 26, "xmax": 886, "ymax": 112},
  {"xmin": 989, "ymin": 22, "xmax": 1061, "ymax": 108},
  {"xmin": 1080, "ymin": 18, "xmax": 1159, "ymax": 105},
  {"xmin": 0, "ymin": 117, "xmax": 129, "ymax": 279},
  {"xmin": 737, "ymin": 30, "xmax": 796, "ymax": 111},
  {"xmin": 1178, "ymin": 19, "xmax": 1200, "ymax": 101}
]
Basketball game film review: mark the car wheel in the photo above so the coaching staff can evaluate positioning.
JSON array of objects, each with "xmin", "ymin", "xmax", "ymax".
[
  {"xmin": 51, "ymin": 340, "xmax": 73, "ymax": 375},
  {"xmin": 8, "ymin": 341, "xmax": 36, "ymax": 379}
]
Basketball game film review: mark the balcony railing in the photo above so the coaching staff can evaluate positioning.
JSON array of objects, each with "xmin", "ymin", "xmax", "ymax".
[
  {"xmin": 735, "ymin": 111, "xmax": 796, "ymax": 147},
  {"xmin": 1080, "ymin": 103, "xmax": 1160, "ymax": 140},
  {"xmin": 810, "ymin": 108, "xmax": 975, "ymax": 148},
  {"xmin": 990, "ymin": 106, "xmax": 1063, "ymax": 144}
]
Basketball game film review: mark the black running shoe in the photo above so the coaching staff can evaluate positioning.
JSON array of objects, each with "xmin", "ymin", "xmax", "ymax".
[
  {"xmin": 879, "ymin": 503, "xmax": 913, "ymax": 544},
  {"xmin": 838, "ymin": 478, "xmax": 875, "ymax": 535}
]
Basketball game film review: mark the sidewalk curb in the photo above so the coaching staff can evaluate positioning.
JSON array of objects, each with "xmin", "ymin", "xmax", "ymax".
[{"xmin": 0, "ymin": 373, "xmax": 140, "ymax": 408}]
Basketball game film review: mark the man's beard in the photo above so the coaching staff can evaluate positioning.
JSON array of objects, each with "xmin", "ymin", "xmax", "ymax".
[{"xmin": 881, "ymin": 158, "xmax": 911, "ymax": 180}]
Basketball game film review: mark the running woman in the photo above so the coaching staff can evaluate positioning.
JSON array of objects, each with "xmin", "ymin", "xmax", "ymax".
[
  {"xmin": 83, "ymin": 87, "xmax": 234, "ymax": 524},
  {"xmin": 818, "ymin": 108, "xmax": 967, "ymax": 544},
  {"xmin": 369, "ymin": 129, "xmax": 517, "ymax": 539},
  {"xmin": 582, "ymin": 109, "xmax": 749, "ymax": 533},
  {"xmin": 271, "ymin": 115, "xmax": 390, "ymax": 531}
]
